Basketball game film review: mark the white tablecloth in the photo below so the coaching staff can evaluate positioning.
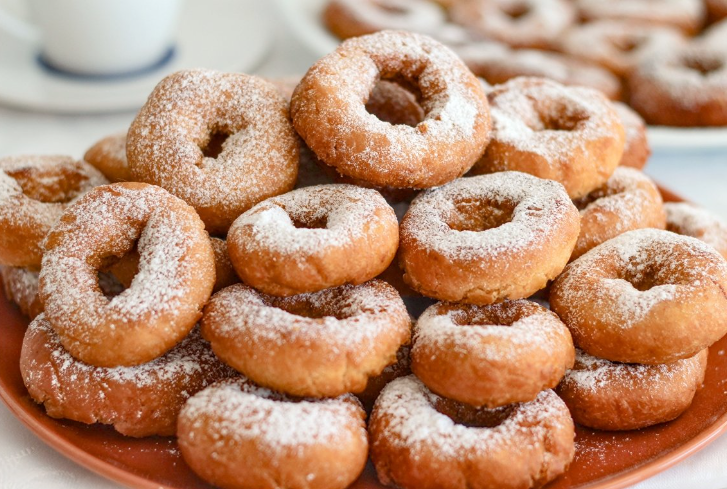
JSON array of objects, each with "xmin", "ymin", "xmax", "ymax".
[{"xmin": 1, "ymin": 4, "xmax": 727, "ymax": 488}]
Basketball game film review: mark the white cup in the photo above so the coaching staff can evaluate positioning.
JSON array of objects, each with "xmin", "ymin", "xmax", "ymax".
[{"xmin": 0, "ymin": 0, "xmax": 181, "ymax": 76}]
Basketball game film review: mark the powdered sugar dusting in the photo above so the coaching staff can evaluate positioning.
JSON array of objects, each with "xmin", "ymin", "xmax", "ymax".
[
  {"xmin": 180, "ymin": 377, "xmax": 366, "ymax": 451},
  {"xmin": 414, "ymin": 300, "xmax": 569, "ymax": 363},
  {"xmin": 665, "ymin": 202, "xmax": 727, "ymax": 257},
  {"xmin": 401, "ymin": 171, "xmax": 576, "ymax": 261},
  {"xmin": 326, "ymin": 0, "xmax": 446, "ymax": 34},
  {"xmin": 562, "ymin": 348, "xmax": 706, "ymax": 393},
  {"xmin": 372, "ymin": 375, "xmax": 570, "ymax": 457}
]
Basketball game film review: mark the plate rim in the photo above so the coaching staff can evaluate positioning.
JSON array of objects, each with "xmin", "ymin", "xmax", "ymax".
[{"xmin": 2, "ymin": 183, "xmax": 727, "ymax": 489}]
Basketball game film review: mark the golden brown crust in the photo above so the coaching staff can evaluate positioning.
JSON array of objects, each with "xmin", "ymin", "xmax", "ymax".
[
  {"xmin": 615, "ymin": 102, "xmax": 651, "ymax": 169},
  {"xmin": 628, "ymin": 44, "xmax": 727, "ymax": 127},
  {"xmin": 127, "ymin": 69, "xmax": 299, "ymax": 235},
  {"xmin": 291, "ymin": 31, "xmax": 491, "ymax": 189},
  {"xmin": 0, "ymin": 266, "xmax": 43, "ymax": 319},
  {"xmin": 40, "ymin": 182, "xmax": 216, "ymax": 367},
  {"xmin": 451, "ymin": 0, "xmax": 576, "ymax": 50},
  {"xmin": 369, "ymin": 376, "xmax": 575, "ymax": 489},
  {"xmin": 665, "ymin": 202, "xmax": 727, "ymax": 259},
  {"xmin": 551, "ymin": 229, "xmax": 727, "ymax": 364},
  {"xmin": 557, "ymin": 349, "xmax": 708, "ymax": 430},
  {"xmin": 0, "ymin": 155, "xmax": 108, "ymax": 268},
  {"xmin": 399, "ymin": 172, "xmax": 580, "ymax": 304},
  {"xmin": 84, "ymin": 132, "xmax": 130, "ymax": 182},
  {"xmin": 227, "ymin": 184, "xmax": 399, "ymax": 297},
  {"xmin": 456, "ymin": 42, "xmax": 622, "ymax": 101},
  {"xmin": 471, "ymin": 77, "xmax": 625, "ymax": 200},
  {"xmin": 412, "ymin": 300, "xmax": 574, "ymax": 408},
  {"xmin": 201, "ymin": 281, "xmax": 411, "ymax": 398},
  {"xmin": 572, "ymin": 167, "xmax": 666, "ymax": 259},
  {"xmin": 21, "ymin": 316, "xmax": 234, "ymax": 437},
  {"xmin": 178, "ymin": 378, "xmax": 368, "ymax": 489}
]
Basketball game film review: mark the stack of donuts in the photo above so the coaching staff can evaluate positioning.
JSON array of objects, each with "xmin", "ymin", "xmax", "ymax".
[
  {"xmin": 323, "ymin": 0, "xmax": 727, "ymax": 126},
  {"xmin": 3, "ymin": 29, "xmax": 727, "ymax": 489}
]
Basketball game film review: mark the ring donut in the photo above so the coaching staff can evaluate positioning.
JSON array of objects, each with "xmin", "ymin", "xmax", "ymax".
[
  {"xmin": 471, "ymin": 77, "xmax": 625, "ymax": 199},
  {"xmin": 40, "ymin": 182, "xmax": 216, "ymax": 367},
  {"xmin": 21, "ymin": 315, "xmax": 234, "ymax": 437},
  {"xmin": 201, "ymin": 280, "xmax": 411, "ymax": 398},
  {"xmin": 665, "ymin": 202, "xmax": 727, "ymax": 259},
  {"xmin": 558, "ymin": 20, "xmax": 685, "ymax": 77},
  {"xmin": 291, "ymin": 30, "xmax": 491, "ymax": 189},
  {"xmin": 227, "ymin": 184, "xmax": 399, "ymax": 296},
  {"xmin": 177, "ymin": 377, "xmax": 368, "ymax": 489},
  {"xmin": 0, "ymin": 155, "xmax": 107, "ymax": 268},
  {"xmin": 576, "ymin": 0, "xmax": 705, "ymax": 35},
  {"xmin": 572, "ymin": 167, "xmax": 665, "ymax": 259},
  {"xmin": 550, "ymin": 229, "xmax": 727, "ymax": 364},
  {"xmin": 455, "ymin": 42, "xmax": 622, "ymax": 101},
  {"xmin": 451, "ymin": 0, "xmax": 576, "ymax": 50},
  {"xmin": 84, "ymin": 132, "xmax": 129, "ymax": 182},
  {"xmin": 557, "ymin": 348, "xmax": 708, "ymax": 430},
  {"xmin": 323, "ymin": 0, "xmax": 447, "ymax": 40},
  {"xmin": 127, "ymin": 69, "xmax": 299, "ymax": 235},
  {"xmin": 628, "ymin": 44, "xmax": 727, "ymax": 127},
  {"xmin": 369, "ymin": 376, "xmax": 575, "ymax": 489},
  {"xmin": 411, "ymin": 300, "xmax": 574, "ymax": 407},
  {"xmin": 399, "ymin": 171, "xmax": 580, "ymax": 304},
  {"xmin": 615, "ymin": 102, "xmax": 651, "ymax": 170}
]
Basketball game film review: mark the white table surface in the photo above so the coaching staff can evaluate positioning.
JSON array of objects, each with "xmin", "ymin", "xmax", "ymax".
[{"xmin": 1, "ymin": 4, "xmax": 727, "ymax": 489}]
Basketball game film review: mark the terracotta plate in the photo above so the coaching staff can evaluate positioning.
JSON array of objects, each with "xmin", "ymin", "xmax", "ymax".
[{"xmin": 2, "ymin": 187, "xmax": 727, "ymax": 489}]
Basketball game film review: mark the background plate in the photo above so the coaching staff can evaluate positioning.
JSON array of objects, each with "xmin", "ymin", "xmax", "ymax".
[
  {"xmin": 1, "ymin": 187, "xmax": 727, "ymax": 489},
  {"xmin": 273, "ymin": 0, "xmax": 727, "ymax": 150}
]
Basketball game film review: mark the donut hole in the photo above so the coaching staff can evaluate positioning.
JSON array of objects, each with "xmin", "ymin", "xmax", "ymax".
[
  {"xmin": 446, "ymin": 199, "xmax": 515, "ymax": 232},
  {"xmin": 372, "ymin": 0, "xmax": 407, "ymax": 15},
  {"xmin": 612, "ymin": 36, "xmax": 643, "ymax": 53},
  {"xmin": 366, "ymin": 80, "xmax": 424, "ymax": 128},
  {"xmin": 7, "ymin": 167, "xmax": 91, "ymax": 203},
  {"xmin": 618, "ymin": 265, "xmax": 663, "ymax": 292},
  {"xmin": 434, "ymin": 397, "xmax": 514, "ymax": 428},
  {"xmin": 573, "ymin": 183, "xmax": 621, "ymax": 211},
  {"xmin": 447, "ymin": 304, "xmax": 521, "ymax": 327},
  {"xmin": 534, "ymin": 106, "xmax": 589, "ymax": 132},
  {"xmin": 290, "ymin": 214, "xmax": 328, "ymax": 230},
  {"xmin": 501, "ymin": 2, "xmax": 531, "ymax": 20},
  {"xmin": 271, "ymin": 297, "xmax": 350, "ymax": 321},
  {"xmin": 681, "ymin": 54, "xmax": 724, "ymax": 76},
  {"xmin": 200, "ymin": 129, "xmax": 232, "ymax": 159}
]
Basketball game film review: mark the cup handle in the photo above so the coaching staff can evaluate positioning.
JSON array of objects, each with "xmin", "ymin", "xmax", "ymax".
[{"xmin": 0, "ymin": 4, "xmax": 39, "ymax": 42}]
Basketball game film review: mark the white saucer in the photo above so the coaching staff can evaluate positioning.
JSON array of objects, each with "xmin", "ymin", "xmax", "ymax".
[
  {"xmin": 274, "ymin": 0, "xmax": 727, "ymax": 150},
  {"xmin": 0, "ymin": 0, "xmax": 273, "ymax": 113}
]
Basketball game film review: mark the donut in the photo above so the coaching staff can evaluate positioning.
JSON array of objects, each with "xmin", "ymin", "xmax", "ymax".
[
  {"xmin": 558, "ymin": 21, "xmax": 685, "ymax": 78},
  {"xmin": 291, "ymin": 30, "xmax": 491, "ymax": 189},
  {"xmin": 471, "ymin": 77, "xmax": 625, "ymax": 199},
  {"xmin": 0, "ymin": 155, "xmax": 107, "ymax": 268},
  {"xmin": 227, "ymin": 184, "xmax": 399, "ymax": 297},
  {"xmin": 411, "ymin": 300, "xmax": 574, "ymax": 408},
  {"xmin": 127, "ymin": 69, "xmax": 299, "ymax": 235},
  {"xmin": 614, "ymin": 102, "xmax": 651, "ymax": 170},
  {"xmin": 177, "ymin": 377, "xmax": 368, "ymax": 489},
  {"xmin": 84, "ymin": 132, "xmax": 129, "ymax": 182},
  {"xmin": 200, "ymin": 280, "xmax": 411, "ymax": 398},
  {"xmin": 707, "ymin": 0, "xmax": 727, "ymax": 20},
  {"xmin": 665, "ymin": 202, "xmax": 727, "ymax": 259},
  {"xmin": 450, "ymin": 0, "xmax": 576, "ymax": 50},
  {"xmin": 323, "ymin": 0, "xmax": 447, "ymax": 40},
  {"xmin": 557, "ymin": 348, "xmax": 708, "ymax": 430},
  {"xmin": 39, "ymin": 182, "xmax": 216, "ymax": 367},
  {"xmin": 1, "ymin": 266, "xmax": 43, "ymax": 319},
  {"xmin": 21, "ymin": 315, "xmax": 234, "ymax": 437},
  {"xmin": 399, "ymin": 171, "xmax": 580, "ymax": 304},
  {"xmin": 576, "ymin": 0, "xmax": 705, "ymax": 35},
  {"xmin": 571, "ymin": 167, "xmax": 666, "ymax": 260},
  {"xmin": 550, "ymin": 229, "xmax": 727, "ymax": 364},
  {"xmin": 369, "ymin": 376, "xmax": 575, "ymax": 489},
  {"xmin": 356, "ymin": 344, "xmax": 411, "ymax": 412},
  {"xmin": 455, "ymin": 42, "xmax": 622, "ymax": 101},
  {"xmin": 628, "ymin": 44, "xmax": 727, "ymax": 126}
]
